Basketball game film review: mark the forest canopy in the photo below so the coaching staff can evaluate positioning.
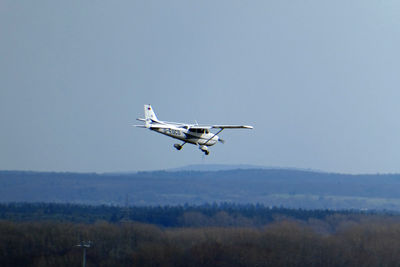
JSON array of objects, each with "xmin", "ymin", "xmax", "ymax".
[{"xmin": 1, "ymin": 203, "xmax": 400, "ymax": 267}]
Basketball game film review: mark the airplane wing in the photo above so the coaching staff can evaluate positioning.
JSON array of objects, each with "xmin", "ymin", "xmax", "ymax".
[
  {"xmin": 188, "ymin": 125, "xmax": 212, "ymax": 129},
  {"xmin": 211, "ymin": 125, "xmax": 253, "ymax": 129},
  {"xmin": 189, "ymin": 125, "xmax": 253, "ymax": 130}
]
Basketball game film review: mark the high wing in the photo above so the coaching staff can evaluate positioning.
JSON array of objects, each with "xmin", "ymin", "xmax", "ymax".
[
  {"xmin": 188, "ymin": 125, "xmax": 212, "ymax": 129},
  {"xmin": 211, "ymin": 125, "xmax": 253, "ymax": 129},
  {"xmin": 189, "ymin": 125, "xmax": 253, "ymax": 129},
  {"xmin": 188, "ymin": 125, "xmax": 253, "ymax": 146}
]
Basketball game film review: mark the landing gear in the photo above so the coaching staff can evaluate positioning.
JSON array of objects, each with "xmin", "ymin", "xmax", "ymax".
[
  {"xmin": 174, "ymin": 144, "xmax": 182, "ymax": 150},
  {"xmin": 174, "ymin": 143, "xmax": 210, "ymax": 155},
  {"xmin": 199, "ymin": 145, "xmax": 210, "ymax": 155},
  {"xmin": 174, "ymin": 142, "xmax": 186, "ymax": 151}
]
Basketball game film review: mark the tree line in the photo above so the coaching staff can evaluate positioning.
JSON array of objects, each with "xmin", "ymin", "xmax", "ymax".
[
  {"xmin": 3, "ymin": 218, "xmax": 400, "ymax": 266},
  {"xmin": 0, "ymin": 202, "xmax": 371, "ymax": 227},
  {"xmin": 2, "ymin": 203, "xmax": 400, "ymax": 266}
]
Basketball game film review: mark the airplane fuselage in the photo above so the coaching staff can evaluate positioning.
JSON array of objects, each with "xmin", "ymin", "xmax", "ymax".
[{"xmin": 152, "ymin": 127, "xmax": 218, "ymax": 146}]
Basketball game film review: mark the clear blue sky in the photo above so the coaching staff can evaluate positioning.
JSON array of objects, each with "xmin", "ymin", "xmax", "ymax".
[{"xmin": 1, "ymin": 1, "xmax": 400, "ymax": 173}]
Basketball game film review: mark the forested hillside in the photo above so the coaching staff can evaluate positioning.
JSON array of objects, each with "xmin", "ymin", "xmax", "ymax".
[
  {"xmin": 6, "ymin": 219, "xmax": 400, "ymax": 267},
  {"xmin": 2, "ymin": 203, "xmax": 400, "ymax": 267},
  {"xmin": 1, "ymin": 169, "xmax": 400, "ymax": 210},
  {"xmin": 0, "ymin": 202, "xmax": 364, "ymax": 227}
]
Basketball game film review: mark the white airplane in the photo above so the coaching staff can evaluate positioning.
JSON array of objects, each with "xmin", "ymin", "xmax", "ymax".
[{"xmin": 134, "ymin": 104, "xmax": 253, "ymax": 155}]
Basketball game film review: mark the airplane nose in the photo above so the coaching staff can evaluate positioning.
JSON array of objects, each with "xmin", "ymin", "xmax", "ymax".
[{"xmin": 215, "ymin": 135, "xmax": 225, "ymax": 144}]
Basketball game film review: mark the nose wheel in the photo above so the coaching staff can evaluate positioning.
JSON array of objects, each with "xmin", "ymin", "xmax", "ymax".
[{"xmin": 199, "ymin": 145, "xmax": 209, "ymax": 155}]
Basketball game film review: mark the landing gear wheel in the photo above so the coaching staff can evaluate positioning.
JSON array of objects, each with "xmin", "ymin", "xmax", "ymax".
[
  {"xmin": 174, "ymin": 144, "xmax": 182, "ymax": 150},
  {"xmin": 204, "ymin": 151, "xmax": 210, "ymax": 155}
]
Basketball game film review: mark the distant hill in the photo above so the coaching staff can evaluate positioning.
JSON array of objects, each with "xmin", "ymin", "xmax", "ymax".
[
  {"xmin": 168, "ymin": 164, "xmax": 322, "ymax": 172},
  {"xmin": 1, "ymin": 169, "xmax": 400, "ymax": 210},
  {"xmin": 167, "ymin": 164, "xmax": 269, "ymax": 172}
]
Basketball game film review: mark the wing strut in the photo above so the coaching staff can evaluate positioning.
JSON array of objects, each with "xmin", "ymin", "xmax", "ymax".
[{"xmin": 204, "ymin": 128, "xmax": 224, "ymax": 146}]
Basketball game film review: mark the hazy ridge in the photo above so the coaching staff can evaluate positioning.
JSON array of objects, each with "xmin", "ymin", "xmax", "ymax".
[{"xmin": 1, "ymin": 166, "xmax": 400, "ymax": 210}]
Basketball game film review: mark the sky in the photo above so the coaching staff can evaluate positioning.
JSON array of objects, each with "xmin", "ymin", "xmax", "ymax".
[{"xmin": 1, "ymin": 1, "xmax": 400, "ymax": 174}]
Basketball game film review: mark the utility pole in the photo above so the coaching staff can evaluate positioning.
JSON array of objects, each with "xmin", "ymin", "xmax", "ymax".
[
  {"xmin": 75, "ymin": 241, "xmax": 92, "ymax": 267},
  {"xmin": 124, "ymin": 194, "xmax": 130, "ymax": 221}
]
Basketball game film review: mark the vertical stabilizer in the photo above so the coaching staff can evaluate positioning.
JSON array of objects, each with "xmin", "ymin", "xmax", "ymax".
[{"xmin": 144, "ymin": 104, "xmax": 158, "ymax": 122}]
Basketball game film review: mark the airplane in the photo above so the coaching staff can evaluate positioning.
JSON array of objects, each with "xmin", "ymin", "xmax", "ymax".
[{"xmin": 134, "ymin": 104, "xmax": 253, "ymax": 155}]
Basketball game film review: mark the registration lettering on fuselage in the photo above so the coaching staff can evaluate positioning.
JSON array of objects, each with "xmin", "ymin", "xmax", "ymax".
[{"xmin": 164, "ymin": 128, "xmax": 182, "ymax": 136}]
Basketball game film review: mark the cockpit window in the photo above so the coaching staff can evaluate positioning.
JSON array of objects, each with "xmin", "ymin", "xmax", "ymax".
[{"xmin": 189, "ymin": 128, "xmax": 207, "ymax": 134}]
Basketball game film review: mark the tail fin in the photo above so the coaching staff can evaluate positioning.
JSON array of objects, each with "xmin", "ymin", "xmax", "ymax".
[{"xmin": 144, "ymin": 104, "xmax": 158, "ymax": 122}]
